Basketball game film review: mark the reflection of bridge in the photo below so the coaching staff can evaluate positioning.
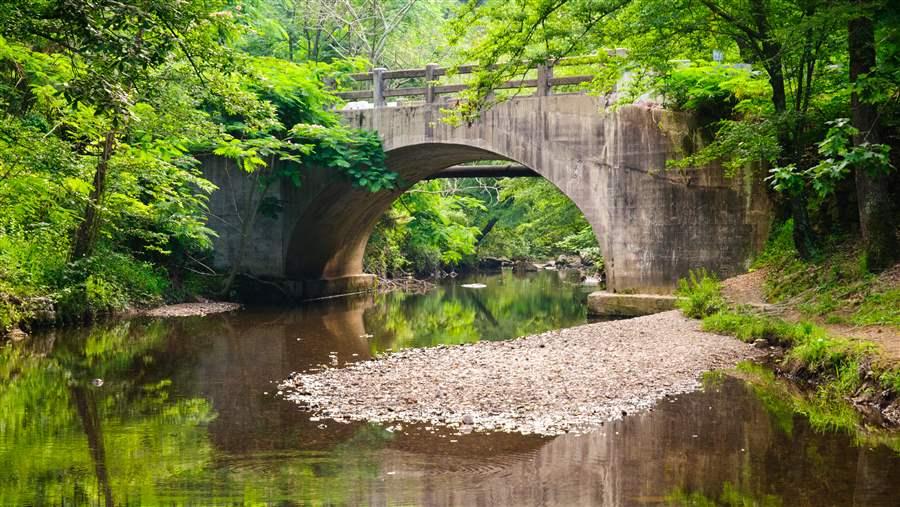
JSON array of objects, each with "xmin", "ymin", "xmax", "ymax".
[{"xmin": 203, "ymin": 60, "xmax": 772, "ymax": 299}]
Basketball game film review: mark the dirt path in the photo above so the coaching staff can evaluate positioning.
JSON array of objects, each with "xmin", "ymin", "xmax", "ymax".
[
  {"xmin": 721, "ymin": 269, "xmax": 769, "ymax": 307},
  {"xmin": 280, "ymin": 311, "xmax": 762, "ymax": 436},
  {"xmin": 721, "ymin": 269, "xmax": 900, "ymax": 364}
]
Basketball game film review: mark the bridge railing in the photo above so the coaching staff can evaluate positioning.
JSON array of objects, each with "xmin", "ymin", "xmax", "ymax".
[{"xmin": 333, "ymin": 53, "xmax": 624, "ymax": 107}]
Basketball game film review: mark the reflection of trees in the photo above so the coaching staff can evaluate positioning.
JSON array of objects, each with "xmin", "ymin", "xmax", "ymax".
[
  {"xmin": 364, "ymin": 271, "xmax": 588, "ymax": 352},
  {"xmin": 4, "ymin": 295, "xmax": 900, "ymax": 504},
  {"xmin": 0, "ymin": 321, "xmax": 215, "ymax": 505}
]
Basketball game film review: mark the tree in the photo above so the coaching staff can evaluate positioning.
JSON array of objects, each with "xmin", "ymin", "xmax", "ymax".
[
  {"xmin": 242, "ymin": 0, "xmax": 455, "ymax": 67},
  {"xmin": 848, "ymin": 1, "xmax": 898, "ymax": 271},
  {"xmin": 0, "ymin": 0, "xmax": 230, "ymax": 260},
  {"xmin": 447, "ymin": 0, "xmax": 898, "ymax": 261}
]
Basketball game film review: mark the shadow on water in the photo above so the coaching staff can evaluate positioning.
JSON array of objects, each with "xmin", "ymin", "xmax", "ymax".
[{"xmin": 2, "ymin": 271, "xmax": 900, "ymax": 505}]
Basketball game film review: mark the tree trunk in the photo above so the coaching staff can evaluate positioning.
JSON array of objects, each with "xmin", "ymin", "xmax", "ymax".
[
  {"xmin": 791, "ymin": 193, "xmax": 817, "ymax": 259},
  {"xmin": 72, "ymin": 386, "xmax": 115, "ymax": 507},
  {"xmin": 849, "ymin": 13, "xmax": 898, "ymax": 271},
  {"xmin": 71, "ymin": 129, "xmax": 117, "ymax": 260}
]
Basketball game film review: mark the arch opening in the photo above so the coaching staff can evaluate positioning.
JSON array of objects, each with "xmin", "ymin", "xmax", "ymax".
[{"xmin": 283, "ymin": 142, "xmax": 608, "ymax": 288}]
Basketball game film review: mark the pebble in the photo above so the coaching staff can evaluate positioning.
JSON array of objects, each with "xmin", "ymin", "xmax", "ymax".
[{"xmin": 279, "ymin": 311, "xmax": 762, "ymax": 436}]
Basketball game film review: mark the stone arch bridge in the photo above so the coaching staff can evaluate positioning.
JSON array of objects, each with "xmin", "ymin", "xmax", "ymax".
[{"xmin": 203, "ymin": 61, "xmax": 772, "ymax": 299}]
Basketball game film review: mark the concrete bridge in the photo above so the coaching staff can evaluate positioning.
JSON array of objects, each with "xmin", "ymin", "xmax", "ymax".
[{"xmin": 203, "ymin": 60, "xmax": 772, "ymax": 299}]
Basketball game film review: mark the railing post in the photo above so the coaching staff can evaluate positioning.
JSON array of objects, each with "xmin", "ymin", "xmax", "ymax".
[
  {"xmin": 424, "ymin": 63, "xmax": 438, "ymax": 104},
  {"xmin": 372, "ymin": 67, "xmax": 387, "ymax": 107},
  {"xmin": 536, "ymin": 62, "xmax": 553, "ymax": 96}
]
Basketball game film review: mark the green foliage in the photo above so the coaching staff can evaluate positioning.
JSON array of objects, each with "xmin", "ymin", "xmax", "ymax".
[
  {"xmin": 443, "ymin": 0, "xmax": 900, "ymax": 261},
  {"xmin": 701, "ymin": 311, "xmax": 797, "ymax": 345},
  {"xmin": 662, "ymin": 63, "xmax": 771, "ymax": 118},
  {"xmin": 767, "ymin": 118, "xmax": 894, "ymax": 199},
  {"xmin": 290, "ymin": 124, "xmax": 395, "ymax": 192},
  {"xmin": 478, "ymin": 178, "xmax": 600, "ymax": 261},
  {"xmin": 0, "ymin": 4, "xmax": 398, "ymax": 320},
  {"xmin": 736, "ymin": 361, "xmax": 900, "ymax": 453},
  {"xmin": 675, "ymin": 269, "xmax": 726, "ymax": 319},
  {"xmin": 365, "ymin": 176, "xmax": 602, "ymax": 277},
  {"xmin": 753, "ymin": 221, "xmax": 899, "ymax": 328},
  {"xmin": 365, "ymin": 180, "xmax": 483, "ymax": 276}
]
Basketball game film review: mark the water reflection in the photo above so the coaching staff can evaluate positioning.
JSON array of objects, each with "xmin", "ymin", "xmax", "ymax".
[
  {"xmin": 365, "ymin": 270, "xmax": 591, "ymax": 351},
  {"xmin": 2, "ymin": 272, "xmax": 899, "ymax": 505}
]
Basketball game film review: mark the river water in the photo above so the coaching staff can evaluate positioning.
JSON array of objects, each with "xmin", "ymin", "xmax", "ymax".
[{"xmin": 2, "ymin": 270, "xmax": 899, "ymax": 505}]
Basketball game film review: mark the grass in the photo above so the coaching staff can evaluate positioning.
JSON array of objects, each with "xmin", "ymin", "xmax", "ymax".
[
  {"xmin": 701, "ymin": 311, "xmax": 797, "ymax": 344},
  {"xmin": 734, "ymin": 361, "xmax": 900, "ymax": 451},
  {"xmin": 675, "ymin": 268, "xmax": 726, "ymax": 319},
  {"xmin": 677, "ymin": 268, "xmax": 900, "ymax": 409},
  {"xmin": 754, "ymin": 220, "xmax": 899, "ymax": 328}
]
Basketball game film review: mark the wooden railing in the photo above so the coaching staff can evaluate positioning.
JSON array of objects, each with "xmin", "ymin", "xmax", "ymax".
[{"xmin": 333, "ymin": 55, "xmax": 619, "ymax": 107}]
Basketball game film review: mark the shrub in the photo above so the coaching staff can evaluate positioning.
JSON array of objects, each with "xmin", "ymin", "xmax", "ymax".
[{"xmin": 675, "ymin": 268, "xmax": 726, "ymax": 318}]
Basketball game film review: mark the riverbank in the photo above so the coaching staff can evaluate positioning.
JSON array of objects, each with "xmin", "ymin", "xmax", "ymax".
[
  {"xmin": 678, "ymin": 260, "xmax": 900, "ymax": 426},
  {"xmin": 1, "ymin": 294, "xmax": 240, "ymax": 342},
  {"xmin": 279, "ymin": 311, "xmax": 763, "ymax": 435}
]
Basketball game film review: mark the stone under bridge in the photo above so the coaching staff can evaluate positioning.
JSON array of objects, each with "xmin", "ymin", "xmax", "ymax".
[{"xmin": 203, "ymin": 61, "xmax": 772, "ymax": 299}]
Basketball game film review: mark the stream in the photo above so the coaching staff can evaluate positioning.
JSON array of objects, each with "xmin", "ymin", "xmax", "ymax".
[{"xmin": 2, "ymin": 270, "xmax": 899, "ymax": 505}]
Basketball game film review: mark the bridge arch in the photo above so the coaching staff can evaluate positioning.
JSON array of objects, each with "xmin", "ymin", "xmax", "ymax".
[{"xmin": 282, "ymin": 141, "xmax": 606, "ymax": 285}]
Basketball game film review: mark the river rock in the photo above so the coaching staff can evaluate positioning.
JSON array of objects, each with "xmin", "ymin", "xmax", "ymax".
[
  {"xmin": 280, "ymin": 311, "xmax": 763, "ymax": 436},
  {"xmin": 514, "ymin": 260, "xmax": 539, "ymax": 272},
  {"xmin": 555, "ymin": 254, "xmax": 582, "ymax": 267}
]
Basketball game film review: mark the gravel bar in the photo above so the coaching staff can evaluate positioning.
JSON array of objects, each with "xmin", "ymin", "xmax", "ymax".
[
  {"xmin": 144, "ymin": 302, "xmax": 240, "ymax": 318},
  {"xmin": 279, "ymin": 311, "xmax": 763, "ymax": 435}
]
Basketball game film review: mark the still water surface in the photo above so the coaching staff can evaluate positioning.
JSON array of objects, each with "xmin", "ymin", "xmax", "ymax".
[{"xmin": 2, "ymin": 271, "xmax": 900, "ymax": 505}]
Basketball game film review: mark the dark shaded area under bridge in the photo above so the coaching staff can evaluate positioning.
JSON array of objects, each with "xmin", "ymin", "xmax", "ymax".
[{"xmin": 424, "ymin": 164, "xmax": 537, "ymax": 180}]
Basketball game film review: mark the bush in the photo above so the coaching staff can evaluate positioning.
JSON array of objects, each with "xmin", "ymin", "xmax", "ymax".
[{"xmin": 675, "ymin": 268, "xmax": 726, "ymax": 318}]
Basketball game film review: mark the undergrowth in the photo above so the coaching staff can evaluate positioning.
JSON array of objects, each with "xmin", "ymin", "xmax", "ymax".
[
  {"xmin": 675, "ymin": 268, "xmax": 726, "ymax": 318},
  {"xmin": 678, "ymin": 269, "xmax": 900, "ymax": 406},
  {"xmin": 0, "ymin": 236, "xmax": 171, "ymax": 329},
  {"xmin": 753, "ymin": 220, "xmax": 899, "ymax": 327}
]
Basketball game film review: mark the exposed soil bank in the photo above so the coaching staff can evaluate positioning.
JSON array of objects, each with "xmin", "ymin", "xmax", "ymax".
[{"xmin": 279, "ymin": 311, "xmax": 764, "ymax": 435}]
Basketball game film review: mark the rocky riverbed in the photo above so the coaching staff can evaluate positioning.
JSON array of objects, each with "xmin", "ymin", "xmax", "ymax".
[{"xmin": 279, "ymin": 311, "xmax": 764, "ymax": 435}]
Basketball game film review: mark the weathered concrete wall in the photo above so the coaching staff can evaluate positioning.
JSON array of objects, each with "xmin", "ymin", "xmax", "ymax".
[
  {"xmin": 203, "ymin": 95, "xmax": 772, "ymax": 297},
  {"xmin": 203, "ymin": 156, "xmax": 285, "ymax": 278},
  {"xmin": 587, "ymin": 292, "xmax": 678, "ymax": 317}
]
